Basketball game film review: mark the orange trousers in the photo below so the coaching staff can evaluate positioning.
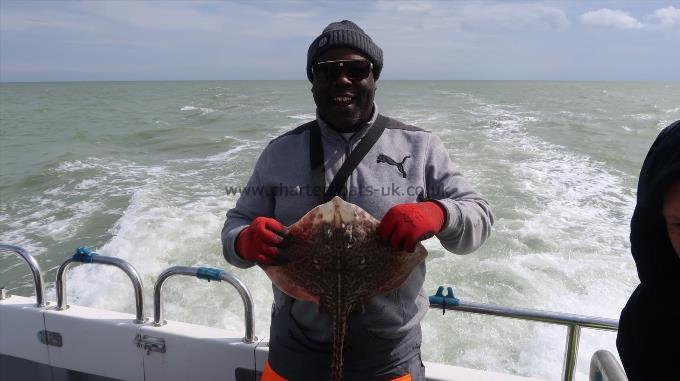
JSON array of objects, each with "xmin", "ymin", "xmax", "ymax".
[{"xmin": 262, "ymin": 360, "xmax": 412, "ymax": 381}]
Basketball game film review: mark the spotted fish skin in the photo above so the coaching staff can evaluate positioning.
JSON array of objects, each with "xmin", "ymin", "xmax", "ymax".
[{"xmin": 262, "ymin": 197, "xmax": 428, "ymax": 381}]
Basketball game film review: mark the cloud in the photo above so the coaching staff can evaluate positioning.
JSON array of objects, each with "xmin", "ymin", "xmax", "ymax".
[
  {"xmin": 394, "ymin": 2, "xmax": 434, "ymax": 13},
  {"xmin": 77, "ymin": 1, "xmax": 226, "ymax": 32},
  {"xmin": 646, "ymin": 6, "xmax": 680, "ymax": 27},
  {"xmin": 0, "ymin": 8, "xmax": 99, "ymax": 32},
  {"xmin": 369, "ymin": 2, "xmax": 570, "ymax": 35},
  {"xmin": 579, "ymin": 9, "xmax": 643, "ymax": 29},
  {"xmin": 0, "ymin": 1, "xmax": 227, "ymax": 33},
  {"xmin": 458, "ymin": 3, "xmax": 570, "ymax": 31},
  {"xmin": 64, "ymin": 40, "xmax": 151, "ymax": 48}
]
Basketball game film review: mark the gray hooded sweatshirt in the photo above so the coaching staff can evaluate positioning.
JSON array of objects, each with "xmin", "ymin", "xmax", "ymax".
[{"xmin": 221, "ymin": 105, "xmax": 493, "ymax": 374}]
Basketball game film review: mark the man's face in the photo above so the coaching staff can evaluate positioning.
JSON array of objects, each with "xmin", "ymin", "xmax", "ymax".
[
  {"xmin": 311, "ymin": 48, "xmax": 376, "ymax": 132},
  {"xmin": 663, "ymin": 181, "xmax": 680, "ymax": 258}
]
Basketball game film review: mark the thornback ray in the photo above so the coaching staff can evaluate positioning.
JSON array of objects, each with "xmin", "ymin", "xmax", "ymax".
[{"xmin": 261, "ymin": 196, "xmax": 428, "ymax": 381}]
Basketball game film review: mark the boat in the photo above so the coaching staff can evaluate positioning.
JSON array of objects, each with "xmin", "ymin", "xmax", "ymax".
[{"xmin": 0, "ymin": 244, "xmax": 628, "ymax": 381}]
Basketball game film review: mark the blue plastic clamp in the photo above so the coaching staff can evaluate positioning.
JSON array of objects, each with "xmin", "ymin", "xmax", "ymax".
[
  {"xmin": 429, "ymin": 286, "xmax": 460, "ymax": 315},
  {"xmin": 73, "ymin": 247, "xmax": 96, "ymax": 263},
  {"xmin": 196, "ymin": 267, "xmax": 224, "ymax": 282}
]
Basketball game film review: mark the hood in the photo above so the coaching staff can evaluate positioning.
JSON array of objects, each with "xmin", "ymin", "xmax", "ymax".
[{"xmin": 630, "ymin": 120, "xmax": 680, "ymax": 293}]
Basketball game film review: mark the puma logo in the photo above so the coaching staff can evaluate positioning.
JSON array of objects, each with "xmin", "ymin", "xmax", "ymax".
[{"xmin": 377, "ymin": 154, "xmax": 410, "ymax": 178}]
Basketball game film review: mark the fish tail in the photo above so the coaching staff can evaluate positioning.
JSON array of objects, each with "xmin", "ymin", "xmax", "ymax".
[{"xmin": 330, "ymin": 316, "xmax": 347, "ymax": 381}]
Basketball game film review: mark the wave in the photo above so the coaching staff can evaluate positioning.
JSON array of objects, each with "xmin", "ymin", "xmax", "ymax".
[
  {"xmin": 287, "ymin": 113, "xmax": 315, "ymax": 120},
  {"xmin": 180, "ymin": 105, "xmax": 215, "ymax": 114},
  {"xmin": 453, "ymin": 101, "xmax": 636, "ymax": 379}
]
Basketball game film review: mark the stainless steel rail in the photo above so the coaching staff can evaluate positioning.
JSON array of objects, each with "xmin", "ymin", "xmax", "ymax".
[
  {"xmin": 0, "ymin": 244, "xmax": 46, "ymax": 307},
  {"xmin": 429, "ymin": 287, "xmax": 618, "ymax": 381},
  {"xmin": 153, "ymin": 266, "xmax": 256, "ymax": 344},
  {"xmin": 56, "ymin": 249, "xmax": 145, "ymax": 324},
  {"xmin": 589, "ymin": 350, "xmax": 628, "ymax": 381}
]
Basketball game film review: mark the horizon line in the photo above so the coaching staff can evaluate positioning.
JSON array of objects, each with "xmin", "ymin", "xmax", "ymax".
[{"xmin": 3, "ymin": 78, "xmax": 680, "ymax": 84}]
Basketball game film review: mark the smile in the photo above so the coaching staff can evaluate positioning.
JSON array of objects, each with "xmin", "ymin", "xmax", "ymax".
[{"xmin": 332, "ymin": 96, "xmax": 354, "ymax": 107}]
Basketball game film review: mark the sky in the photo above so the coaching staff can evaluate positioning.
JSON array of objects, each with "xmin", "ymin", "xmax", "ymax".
[{"xmin": 1, "ymin": 0, "xmax": 679, "ymax": 82}]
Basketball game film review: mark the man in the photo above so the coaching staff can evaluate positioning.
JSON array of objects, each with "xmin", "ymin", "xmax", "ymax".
[
  {"xmin": 222, "ymin": 20, "xmax": 493, "ymax": 380},
  {"xmin": 617, "ymin": 120, "xmax": 680, "ymax": 380}
]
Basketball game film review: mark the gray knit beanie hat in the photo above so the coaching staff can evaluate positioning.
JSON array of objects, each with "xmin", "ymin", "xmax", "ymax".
[{"xmin": 307, "ymin": 20, "xmax": 383, "ymax": 82}]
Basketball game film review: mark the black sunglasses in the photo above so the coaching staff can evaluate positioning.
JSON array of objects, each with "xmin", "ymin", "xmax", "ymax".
[{"xmin": 312, "ymin": 60, "xmax": 373, "ymax": 83}]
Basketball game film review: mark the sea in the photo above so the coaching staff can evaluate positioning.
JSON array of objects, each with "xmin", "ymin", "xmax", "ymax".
[{"xmin": 1, "ymin": 80, "xmax": 679, "ymax": 380}]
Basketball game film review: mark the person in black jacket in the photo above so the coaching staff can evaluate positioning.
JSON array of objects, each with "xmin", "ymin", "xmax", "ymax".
[{"xmin": 617, "ymin": 120, "xmax": 680, "ymax": 380}]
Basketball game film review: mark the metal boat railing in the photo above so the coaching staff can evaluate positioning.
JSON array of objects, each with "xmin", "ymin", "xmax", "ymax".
[
  {"xmin": 55, "ymin": 247, "xmax": 146, "ymax": 323},
  {"xmin": 3, "ymin": 244, "xmax": 624, "ymax": 379},
  {"xmin": 589, "ymin": 350, "xmax": 628, "ymax": 381},
  {"xmin": 0, "ymin": 244, "xmax": 46, "ymax": 307},
  {"xmin": 429, "ymin": 286, "xmax": 620, "ymax": 381},
  {"xmin": 2, "ymin": 245, "xmax": 256, "ymax": 343},
  {"xmin": 152, "ymin": 266, "xmax": 256, "ymax": 344}
]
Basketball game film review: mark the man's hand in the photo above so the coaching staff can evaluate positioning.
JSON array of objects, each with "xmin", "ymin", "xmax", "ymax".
[
  {"xmin": 378, "ymin": 201, "xmax": 446, "ymax": 252},
  {"xmin": 236, "ymin": 217, "xmax": 288, "ymax": 265}
]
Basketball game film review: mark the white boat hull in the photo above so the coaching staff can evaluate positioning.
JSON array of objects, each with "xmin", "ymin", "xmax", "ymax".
[{"xmin": 1, "ymin": 295, "xmax": 544, "ymax": 381}]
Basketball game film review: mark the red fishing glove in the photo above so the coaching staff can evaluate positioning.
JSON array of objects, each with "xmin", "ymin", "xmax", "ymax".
[
  {"xmin": 378, "ymin": 201, "xmax": 446, "ymax": 252},
  {"xmin": 236, "ymin": 217, "xmax": 288, "ymax": 265}
]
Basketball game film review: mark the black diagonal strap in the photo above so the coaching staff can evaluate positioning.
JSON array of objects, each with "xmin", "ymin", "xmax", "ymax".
[
  {"xmin": 309, "ymin": 120, "xmax": 326, "ymax": 203},
  {"xmin": 309, "ymin": 114, "xmax": 388, "ymax": 204}
]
